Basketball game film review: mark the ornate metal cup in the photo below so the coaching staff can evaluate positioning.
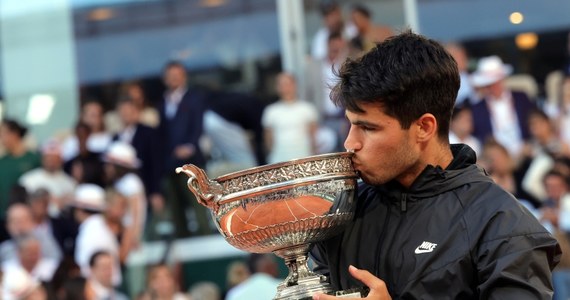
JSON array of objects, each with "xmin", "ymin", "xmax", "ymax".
[{"xmin": 176, "ymin": 152, "xmax": 359, "ymax": 300}]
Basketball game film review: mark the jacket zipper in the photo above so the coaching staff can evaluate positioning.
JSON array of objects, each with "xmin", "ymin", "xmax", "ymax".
[{"xmin": 400, "ymin": 193, "xmax": 408, "ymax": 212}]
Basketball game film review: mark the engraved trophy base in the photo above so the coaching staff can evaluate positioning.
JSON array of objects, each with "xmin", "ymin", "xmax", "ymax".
[
  {"xmin": 273, "ymin": 245, "xmax": 368, "ymax": 300},
  {"xmin": 274, "ymin": 274, "xmax": 369, "ymax": 300},
  {"xmin": 274, "ymin": 273, "xmax": 333, "ymax": 300}
]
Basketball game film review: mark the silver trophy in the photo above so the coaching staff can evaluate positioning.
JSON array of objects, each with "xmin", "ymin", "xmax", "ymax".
[{"xmin": 176, "ymin": 152, "xmax": 365, "ymax": 299}]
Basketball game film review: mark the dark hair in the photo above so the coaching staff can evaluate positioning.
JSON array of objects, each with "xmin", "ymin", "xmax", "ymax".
[
  {"xmin": 352, "ymin": 4, "xmax": 371, "ymax": 19},
  {"xmin": 163, "ymin": 60, "xmax": 187, "ymax": 74},
  {"xmin": 328, "ymin": 31, "xmax": 343, "ymax": 43},
  {"xmin": 319, "ymin": 0, "xmax": 340, "ymax": 16},
  {"xmin": 89, "ymin": 251, "xmax": 110, "ymax": 268},
  {"xmin": 74, "ymin": 121, "xmax": 92, "ymax": 135},
  {"xmin": 1, "ymin": 119, "xmax": 28, "ymax": 138},
  {"xmin": 451, "ymin": 104, "xmax": 471, "ymax": 121},
  {"xmin": 527, "ymin": 107, "xmax": 550, "ymax": 122},
  {"xmin": 331, "ymin": 30, "xmax": 459, "ymax": 140},
  {"xmin": 542, "ymin": 169, "xmax": 570, "ymax": 187},
  {"xmin": 8, "ymin": 184, "xmax": 29, "ymax": 205}
]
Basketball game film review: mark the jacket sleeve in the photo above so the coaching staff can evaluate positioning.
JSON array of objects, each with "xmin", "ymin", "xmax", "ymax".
[{"xmin": 476, "ymin": 230, "xmax": 561, "ymax": 299}]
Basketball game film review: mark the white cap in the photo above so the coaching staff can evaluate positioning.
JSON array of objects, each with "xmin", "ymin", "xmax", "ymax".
[
  {"xmin": 470, "ymin": 55, "xmax": 513, "ymax": 87},
  {"xmin": 71, "ymin": 184, "xmax": 106, "ymax": 212},
  {"xmin": 103, "ymin": 141, "xmax": 141, "ymax": 169}
]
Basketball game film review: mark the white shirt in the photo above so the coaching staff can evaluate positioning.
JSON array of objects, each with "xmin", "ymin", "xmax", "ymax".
[
  {"xmin": 115, "ymin": 173, "xmax": 147, "ymax": 232},
  {"xmin": 262, "ymin": 100, "xmax": 319, "ymax": 164},
  {"xmin": 487, "ymin": 91, "xmax": 524, "ymax": 156},
  {"xmin": 2, "ymin": 258, "xmax": 58, "ymax": 282},
  {"xmin": 118, "ymin": 125, "xmax": 137, "ymax": 144},
  {"xmin": 225, "ymin": 274, "xmax": 282, "ymax": 300},
  {"xmin": 75, "ymin": 214, "xmax": 121, "ymax": 286},
  {"xmin": 87, "ymin": 279, "xmax": 129, "ymax": 300},
  {"xmin": 61, "ymin": 132, "xmax": 112, "ymax": 161},
  {"xmin": 19, "ymin": 168, "xmax": 76, "ymax": 199},
  {"xmin": 164, "ymin": 87, "xmax": 187, "ymax": 119}
]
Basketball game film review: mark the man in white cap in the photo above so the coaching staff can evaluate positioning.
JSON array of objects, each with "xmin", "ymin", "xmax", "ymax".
[
  {"xmin": 470, "ymin": 55, "xmax": 536, "ymax": 157},
  {"xmin": 72, "ymin": 183, "xmax": 122, "ymax": 287},
  {"xmin": 103, "ymin": 141, "xmax": 146, "ymax": 248}
]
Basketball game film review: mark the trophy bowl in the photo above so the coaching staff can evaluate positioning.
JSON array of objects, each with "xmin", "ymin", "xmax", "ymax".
[{"xmin": 176, "ymin": 152, "xmax": 361, "ymax": 300}]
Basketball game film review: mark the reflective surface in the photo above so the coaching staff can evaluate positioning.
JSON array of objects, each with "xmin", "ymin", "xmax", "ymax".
[{"xmin": 177, "ymin": 152, "xmax": 359, "ymax": 299}]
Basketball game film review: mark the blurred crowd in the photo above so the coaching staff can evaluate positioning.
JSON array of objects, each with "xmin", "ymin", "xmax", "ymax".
[{"xmin": 1, "ymin": 0, "xmax": 570, "ymax": 299}]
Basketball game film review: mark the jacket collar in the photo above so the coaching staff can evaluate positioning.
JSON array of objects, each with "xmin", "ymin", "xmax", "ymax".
[{"xmin": 374, "ymin": 144, "xmax": 491, "ymax": 202}]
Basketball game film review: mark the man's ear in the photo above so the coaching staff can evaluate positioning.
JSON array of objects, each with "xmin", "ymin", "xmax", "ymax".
[{"xmin": 415, "ymin": 113, "xmax": 438, "ymax": 142}]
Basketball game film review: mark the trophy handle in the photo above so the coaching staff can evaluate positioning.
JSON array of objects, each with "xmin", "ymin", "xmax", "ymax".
[{"xmin": 175, "ymin": 164, "xmax": 222, "ymax": 211}]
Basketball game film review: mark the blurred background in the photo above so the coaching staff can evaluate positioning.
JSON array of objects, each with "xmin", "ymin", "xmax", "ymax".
[{"xmin": 1, "ymin": 0, "xmax": 570, "ymax": 299}]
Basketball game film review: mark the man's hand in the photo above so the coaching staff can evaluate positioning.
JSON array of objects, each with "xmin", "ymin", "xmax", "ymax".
[{"xmin": 313, "ymin": 266, "xmax": 392, "ymax": 300}]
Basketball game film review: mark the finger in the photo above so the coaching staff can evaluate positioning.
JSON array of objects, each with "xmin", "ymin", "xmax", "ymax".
[{"xmin": 348, "ymin": 265, "xmax": 389, "ymax": 296}]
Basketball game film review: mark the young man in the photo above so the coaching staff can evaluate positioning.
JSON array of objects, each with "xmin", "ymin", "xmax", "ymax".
[{"xmin": 310, "ymin": 31, "xmax": 561, "ymax": 299}]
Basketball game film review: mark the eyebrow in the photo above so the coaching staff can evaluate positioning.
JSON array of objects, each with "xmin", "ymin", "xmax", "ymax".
[{"xmin": 352, "ymin": 120, "xmax": 380, "ymax": 128}]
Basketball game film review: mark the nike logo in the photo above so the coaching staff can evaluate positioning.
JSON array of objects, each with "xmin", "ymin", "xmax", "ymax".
[{"xmin": 414, "ymin": 241, "xmax": 437, "ymax": 254}]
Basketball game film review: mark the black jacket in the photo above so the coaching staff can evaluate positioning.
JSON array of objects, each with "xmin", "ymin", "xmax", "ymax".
[{"xmin": 311, "ymin": 144, "xmax": 561, "ymax": 299}]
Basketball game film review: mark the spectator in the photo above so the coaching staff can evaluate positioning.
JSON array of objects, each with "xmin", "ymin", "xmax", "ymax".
[
  {"xmin": 311, "ymin": 1, "xmax": 356, "ymax": 60},
  {"xmin": 83, "ymin": 251, "xmax": 128, "ymax": 300},
  {"xmin": 546, "ymin": 75, "xmax": 570, "ymax": 146},
  {"xmin": 105, "ymin": 81, "xmax": 160, "ymax": 133},
  {"xmin": 71, "ymin": 184, "xmax": 121, "ymax": 287},
  {"xmin": 0, "ymin": 120, "xmax": 41, "ymax": 222},
  {"xmin": 63, "ymin": 122, "xmax": 104, "ymax": 186},
  {"xmin": 519, "ymin": 108, "xmax": 570, "ymax": 201},
  {"xmin": 1, "ymin": 235, "xmax": 58, "ymax": 283},
  {"xmin": 444, "ymin": 42, "xmax": 478, "ymax": 106},
  {"xmin": 61, "ymin": 100, "xmax": 112, "ymax": 162},
  {"xmin": 19, "ymin": 140, "xmax": 76, "ymax": 217},
  {"xmin": 0, "ymin": 203, "xmax": 62, "ymax": 265},
  {"xmin": 225, "ymin": 254, "xmax": 281, "ymax": 300},
  {"xmin": 449, "ymin": 105, "xmax": 481, "ymax": 157},
  {"xmin": 470, "ymin": 55, "xmax": 536, "ymax": 158},
  {"xmin": 27, "ymin": 189, "xmax": 78, "ymax": 258},
  {"xmin": 262, "ymin": 72, "xmax": 319, "ymax": 163},
  {"xmin": 63, "ymin": 122, "xmax": 105, "ymax": 187},
  {"xmin": 225, "ymin": 260, "xmax": 250, "ymax": 295},
  {"xmin": 479, "ymin": 138, "xmax": 539, "ymax": 207},
  {"xmin": 113, "ymin": 98, "xmax": 163, "ymax": 216},
  {"xmin": 158, "ymin": 61, "xmax": 210, "ymax": 237},
  {"xmin": 141, "ymin": 264, "xmax": 189, "ymax": 300},
  {"xmin": 350, "ymin": 4, "xmax": 393, "ymax": 53},
  {"xmin": 188, "ymin": 281, "xmax": 220, "ymax": 300},
  {"xmin": 103, "ymin": 141, "xmax": 147, "ymax": 247},
  {"xmin": 103, "ymin": 189, "xmax": 132, "ymax": 263},
  {"xmin": 530, "ymin": 170, "xmax": 570, "ymax": 300},
  {"xmin": 305, "ymin": 32, "xmax": 350, "ymax": 152}
]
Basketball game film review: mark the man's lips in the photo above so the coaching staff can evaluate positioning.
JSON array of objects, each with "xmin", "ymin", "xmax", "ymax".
[{"xmin": 351, "ymin": 159, "xmax": 362, "ymax": 176}]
